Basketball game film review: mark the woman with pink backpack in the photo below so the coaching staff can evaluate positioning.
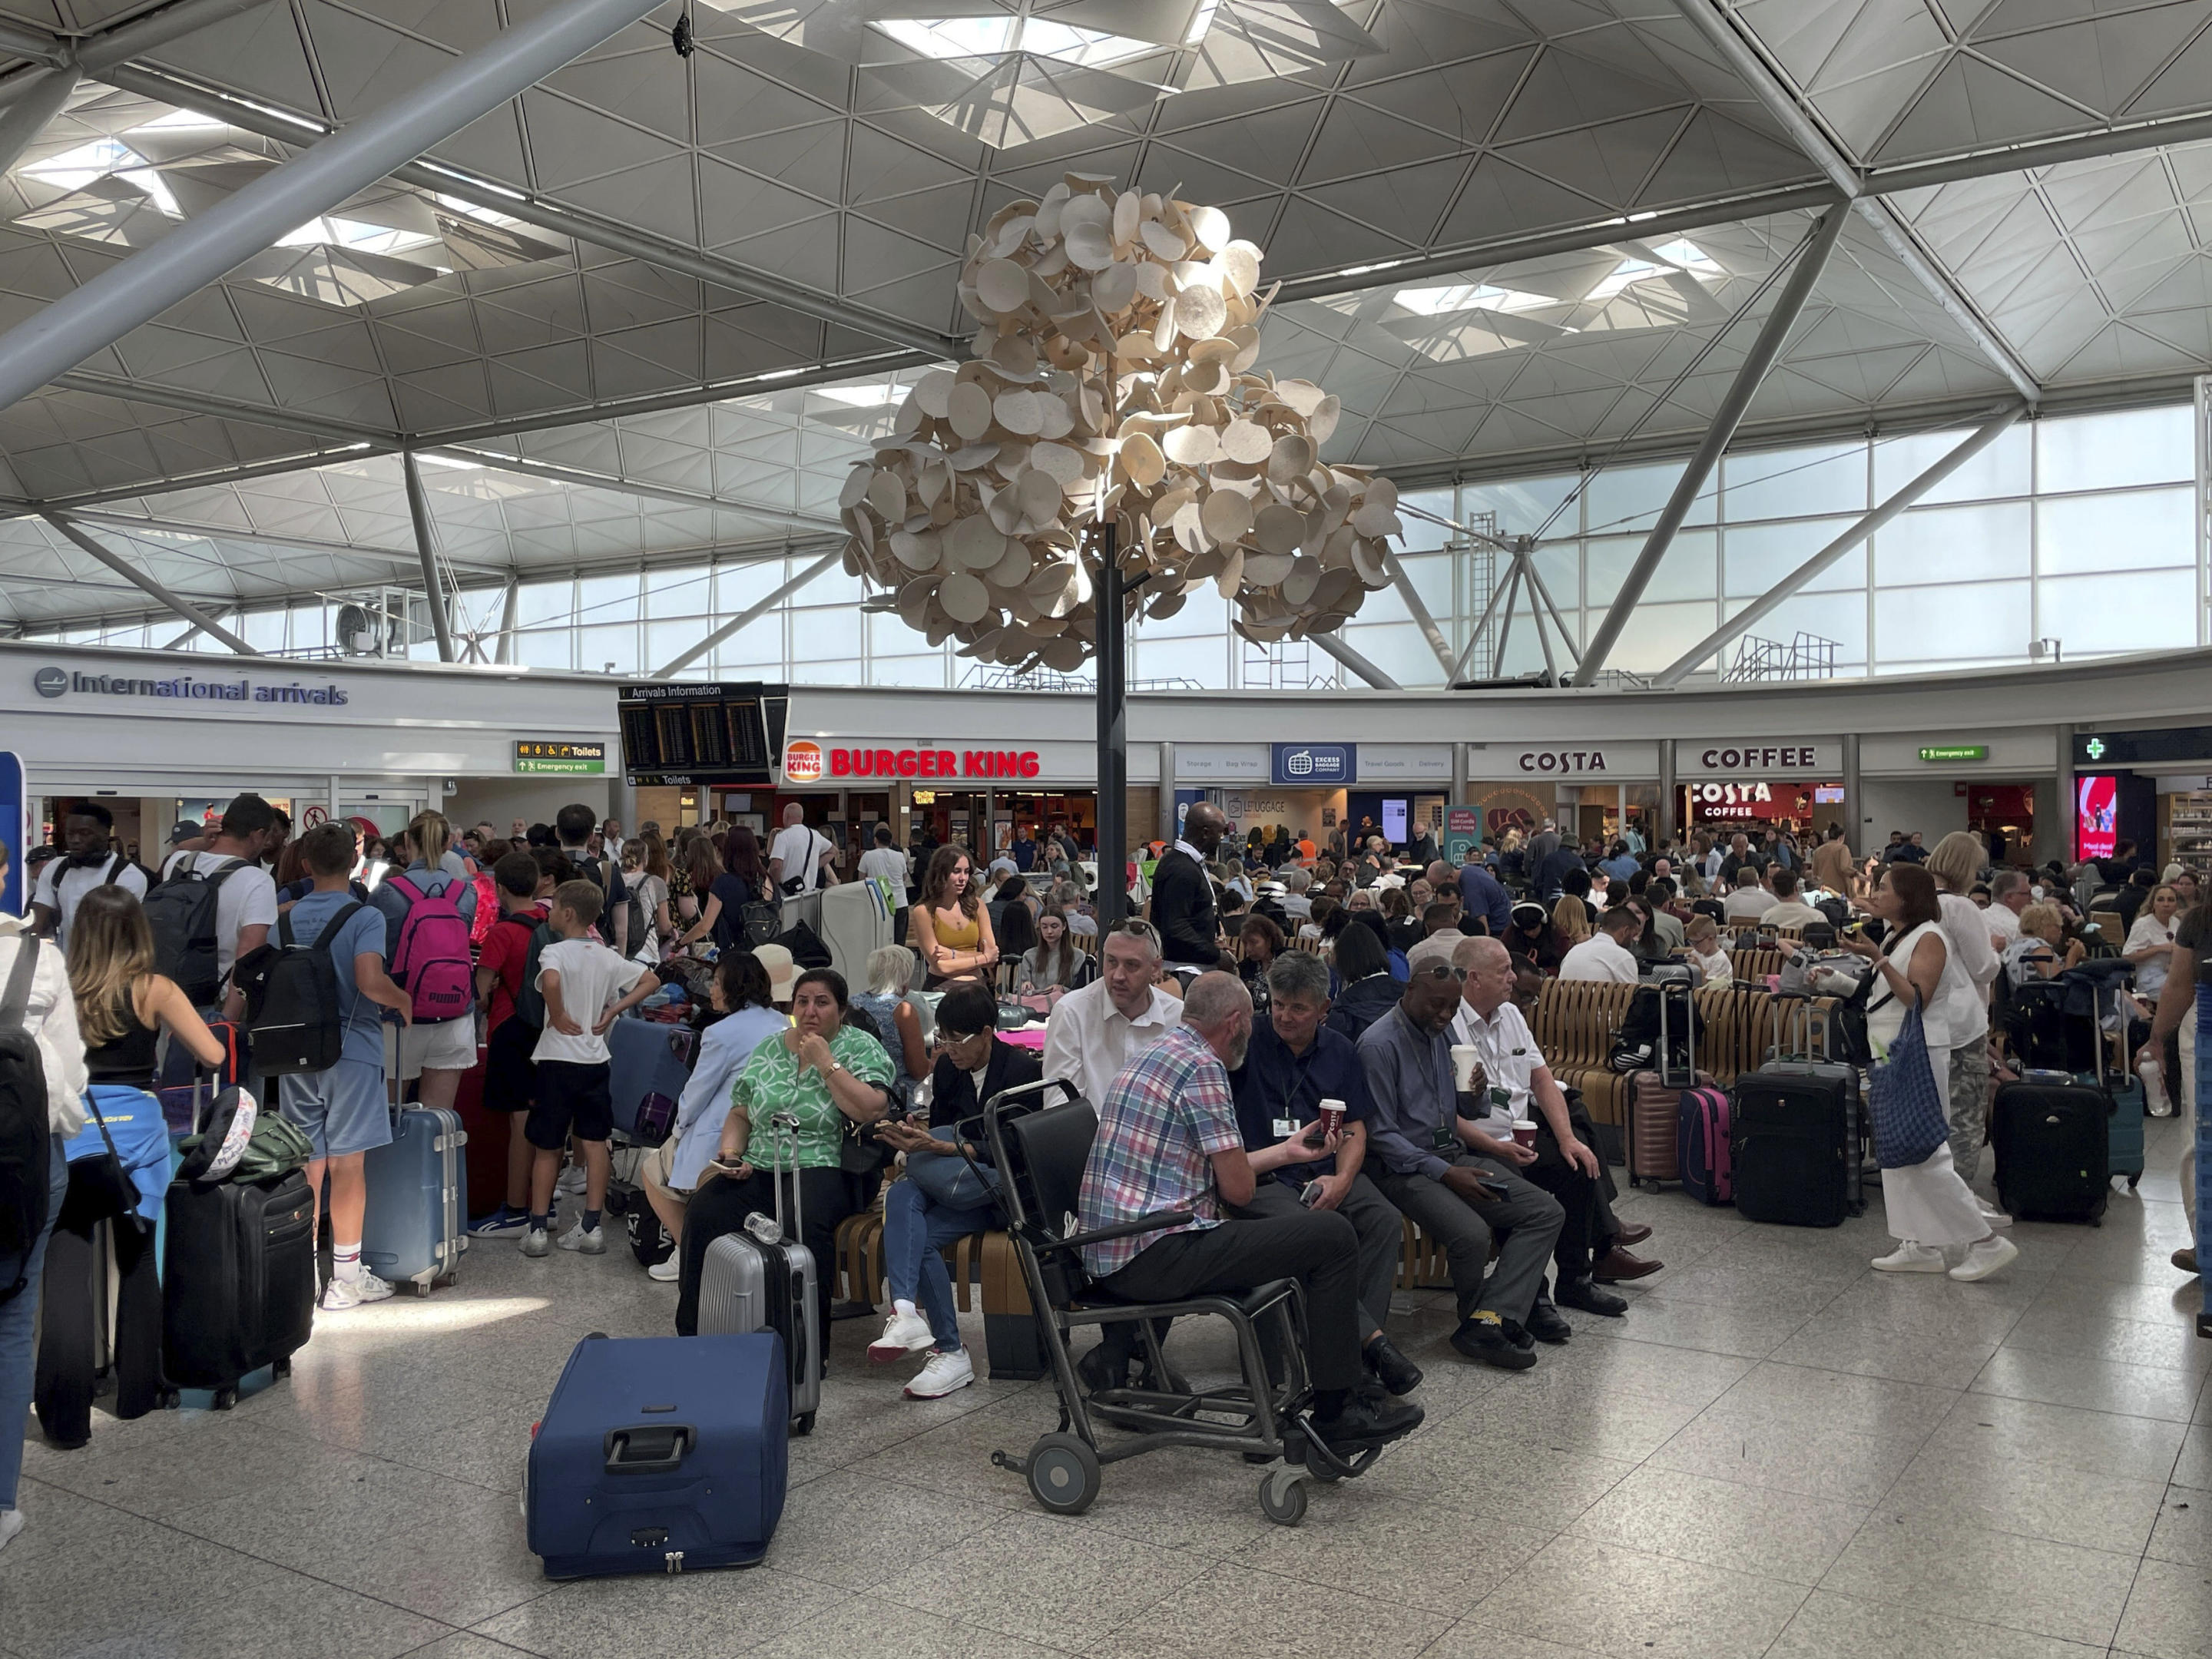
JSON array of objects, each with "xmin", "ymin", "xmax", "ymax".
[{"xmin": 372, "ymin": 811, "xmax": 478, "ymax": 1111}]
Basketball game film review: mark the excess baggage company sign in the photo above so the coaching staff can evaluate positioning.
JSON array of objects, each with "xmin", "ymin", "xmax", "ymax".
[{"xmin": 1272, "ymin": 743, "xmax": 1353, "ymax": 786}]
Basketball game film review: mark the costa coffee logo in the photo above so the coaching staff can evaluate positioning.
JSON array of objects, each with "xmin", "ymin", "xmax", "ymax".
[
  {"xmin": 783, "ymin": 740, "xmax": 823, "ymax": 782},
  {"xmin": 1519, "ymin": 750, "xmax": 1608, "ymax": 773},
  {"xmin": 1698, "ymin": 746, "xmax": 1819, "ymax": 770}
]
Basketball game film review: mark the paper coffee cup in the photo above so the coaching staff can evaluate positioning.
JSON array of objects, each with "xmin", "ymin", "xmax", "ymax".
[
  {"xmin": 1317, "ymin": 1098, "xmax": 1346, "ymax": 1137},
  {"xmin": 1450, "ymin": 1045, "xmax": 1479, "ymax": 1091},
  {"xmin": 1511, "ymin": 1118, "xmax": 1538, "ymax": 1148}
]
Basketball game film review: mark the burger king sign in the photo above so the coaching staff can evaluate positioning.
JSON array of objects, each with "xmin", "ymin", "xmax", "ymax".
[{"xmin": 782, "ymin": 740, "xmax": 823, "ymax": 783}]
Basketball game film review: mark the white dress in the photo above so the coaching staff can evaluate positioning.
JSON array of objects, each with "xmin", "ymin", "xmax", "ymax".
[{"xmin": 1867, "ymin": 921, "xmax": 1985, "ymax": 1247}]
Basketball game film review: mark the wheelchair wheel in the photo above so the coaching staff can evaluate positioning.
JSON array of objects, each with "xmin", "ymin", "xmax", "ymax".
[
  {"xmin": 1025, "ymin": 1433, "xmax": 1101, "ymax": 1515},
  {"xmin": 1259, "ymin": 1467, "xmax": 1307, "ymax": 1526}
]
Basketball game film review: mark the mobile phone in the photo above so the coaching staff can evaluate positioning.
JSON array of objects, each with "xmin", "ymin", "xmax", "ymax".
[
  {"xmin": 1299, "ymin": 1181, "xmax": 1326, "ymax": 1207},
  {"xmin": 1474, "ymin": 1177, "xmax": 1512, "ymax": 1200}
]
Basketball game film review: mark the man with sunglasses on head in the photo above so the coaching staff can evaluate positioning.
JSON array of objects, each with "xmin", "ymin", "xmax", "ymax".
[
  {"xmin": 1358, "ymin": 934, "xmax": 1565, "ymax": 1369},
  {"xmin": 1041, "ymin": 918, "xmax": 1182, "ymax": 1108}
]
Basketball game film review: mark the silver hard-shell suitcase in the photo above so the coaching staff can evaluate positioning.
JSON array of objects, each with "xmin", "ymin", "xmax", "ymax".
[{"xmin": 697, "ymin": 1111, "xmax": 821, "ymax": 1435}]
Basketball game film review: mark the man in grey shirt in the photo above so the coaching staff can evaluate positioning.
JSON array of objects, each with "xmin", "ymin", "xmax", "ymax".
[{"xmin": 1357, "ymin": 936, "xmax": 1565, "ymax": 1369}]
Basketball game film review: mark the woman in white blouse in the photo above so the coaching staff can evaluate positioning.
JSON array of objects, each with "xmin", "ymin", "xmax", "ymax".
[
  {"xmin": 0, "ymin": 911, "xmax": 88, "ymax": 1555},
  {"xmin": 2127, "ymin": 883, "xmax": 2183, "ymax": 1114},
  {"xmin": 1843, "ymin": 864, "xmax": 2017, "ymax": 1283}
]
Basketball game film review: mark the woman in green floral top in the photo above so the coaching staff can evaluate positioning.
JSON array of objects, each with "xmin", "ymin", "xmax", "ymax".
[{"xmin": 673, "ymin": 967, "xmax": 895, "ymax": 1346}]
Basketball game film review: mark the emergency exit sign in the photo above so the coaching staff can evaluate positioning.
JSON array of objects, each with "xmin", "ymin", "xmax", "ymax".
[
  {"xmin": 1918, "ymin": 745, "xmax": 1988, "ymax": 763},
  {"xmin": 515, "ymin": 740, "xmax": 606, "ymax": 775}
]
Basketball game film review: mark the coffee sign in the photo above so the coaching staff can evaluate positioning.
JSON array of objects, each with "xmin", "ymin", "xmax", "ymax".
[{"xmin": 1680, "ymin": 740, "xmax": 1840, "ymax": 774}]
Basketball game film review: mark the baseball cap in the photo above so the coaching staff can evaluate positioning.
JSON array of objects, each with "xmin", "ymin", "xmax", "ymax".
[{"xmin": 169, "ymin": 820, "xmax": 202, "ymax": 846}]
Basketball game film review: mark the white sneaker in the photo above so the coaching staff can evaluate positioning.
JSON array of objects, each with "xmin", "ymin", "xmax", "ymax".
[
  {"xmin": 869, "ymin": 1309, "xmax": 935, "ymax": 1363},
  {"xmin": 557, "ymin": 1221, "xmax": 607, "ymax": 1255},
  {"xmin": 905, "ymin": 1348, "xmax": 975, "ymax": 1399},
  {"xmin": 0, "ymin": 1508, "xmax": 24, "ymax": 1555},
  {"xmin": 555, "ymin": 1166, "xmax": 587, "ymax": 1197},
  {"xmin": 520, "ymin": 1227, "xmax": 551, "ymax": 1258},
  {"xmin": 320, "ymin": 1270, "xmax": 396, "ymax": 1310},
  {"xmin": 1873, "ymin": 1242, "xmax": 1949, "ymax": 1273},
  {"xmin": 1977, "ymin": 1196, "xmax": 2014, "ymax": 1229},
  {"xmin": 1949, "ymin": 1234, "xmax": 2019, "ymax": 1282},
  {"xmin": 647, "ymin": 1255, "xmax": 680, "ymax": 1282}
]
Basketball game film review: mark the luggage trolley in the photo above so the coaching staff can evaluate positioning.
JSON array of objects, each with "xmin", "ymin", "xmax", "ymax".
[{"xmin": 970, "ymin": 1081, "xmax": 1380, "ymax": 1528}]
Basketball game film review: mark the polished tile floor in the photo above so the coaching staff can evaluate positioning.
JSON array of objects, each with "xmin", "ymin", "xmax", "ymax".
[{"xmin": 9, "ymin": 1116, "xmax": 2212, "ymax": 1659}]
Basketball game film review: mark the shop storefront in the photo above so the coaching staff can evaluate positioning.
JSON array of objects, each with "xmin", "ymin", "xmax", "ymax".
[
  {"xmin": 770, "ymin": 733, "xmax": 1100, "ymax": 865},
  {"xmin": 1675, "ymin": 740, "xmax": 1844, "ymax": 839},
  {"xmin": 1465, "ymin": 742, "xmax": 1661, "ymax": 847},
  {"xmin": 2071, "ymin": 726, "xmax": 2212, "ymax": 873}
]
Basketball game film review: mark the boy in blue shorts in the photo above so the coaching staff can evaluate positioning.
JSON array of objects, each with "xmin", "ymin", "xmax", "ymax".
[
  {"xmin": 280, "ymin": 822, "xmax": 413, "ymax": 1310},
  {"xmin": 523, "ymin": 879, "xmax": 656, "ymax": 1258}
]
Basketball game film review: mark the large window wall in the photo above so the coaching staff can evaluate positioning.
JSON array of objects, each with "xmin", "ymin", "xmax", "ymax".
[{"xmin": 34, "ymin": 402, "xmax": 2204, "ymax": 687}]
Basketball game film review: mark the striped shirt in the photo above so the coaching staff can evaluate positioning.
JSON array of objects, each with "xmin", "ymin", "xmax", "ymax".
[{"xmin": 1077, "ymin": 1025, "xmax": 1241, "ymax": 1277}]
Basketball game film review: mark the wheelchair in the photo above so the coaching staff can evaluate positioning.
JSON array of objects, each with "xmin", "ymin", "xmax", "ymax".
[{"xmin": 970, "ymin": 1080, "xmax": 1382, "ymax": 1527}]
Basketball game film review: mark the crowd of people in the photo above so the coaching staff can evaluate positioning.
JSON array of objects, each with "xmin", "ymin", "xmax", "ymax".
[{"xmin": 1, "ymin": 786, "xmax": 2200, "ymax": 1553}]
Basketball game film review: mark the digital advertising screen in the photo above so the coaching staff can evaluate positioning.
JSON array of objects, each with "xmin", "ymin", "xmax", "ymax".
[{"xmin": 2076, "ymin": 774, "xmax": 2118, "ymax": 863}]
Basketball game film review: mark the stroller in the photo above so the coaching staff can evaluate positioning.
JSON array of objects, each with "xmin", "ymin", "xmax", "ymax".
[{"xmin": 971, "ymin": 1081, "xmax": 1385, "ymax": 1526}]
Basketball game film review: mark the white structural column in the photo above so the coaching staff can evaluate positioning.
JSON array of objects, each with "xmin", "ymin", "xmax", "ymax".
[
  {"xmin": 1385, "ymin": 552, "xmax": 1458, "ymax": 680},
  {"xmin": 44, "ymin": 512, "xmax": 261, "ymax": 654},
  {"xmin": 653, "ymin": 548, "xmax": 842, "ymax": 679},
  {"xmin": 1653, "ymin": 402, "xmax": 2026, "ymax": 686},
  {"xmin": 401, "ymin": 452, "xmax": 456, "ymax": 662},
  {"xmin": 0, "ymin": 67, "xmax": 79, "ymax": 177},
  {"xmin": 1573, "ymin": 205, "xmax": 1848, "ymax": 686},
  {"xmin": 0, "ymin": 0, "xmax": 665, "ymax": 414},
  {"xmin": 1313, "ymin": 631, "xmax": 1402, "ymax": 691}
]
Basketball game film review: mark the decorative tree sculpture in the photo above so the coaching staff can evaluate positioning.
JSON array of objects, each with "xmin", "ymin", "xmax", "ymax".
[{"xmin": 840, "ymin": 173, "xmax": 1403, "ymax": 674}]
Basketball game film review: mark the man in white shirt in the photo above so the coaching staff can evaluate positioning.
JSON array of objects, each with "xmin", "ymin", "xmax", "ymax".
[
  {"xmin": 857, "ymin": 823, "xmax": 909, "ymax": 892},
  {"xmin": 1558, "ymin": 908, "xmax": 1642, "ymax": 982},
  {"xmin": 1041, "ymin": 918, "xmax": 1182, "ymax": 1105},
  {"xmin": 158, "ymin": 792, "xmax": 282, "ymax": 1019},
  {"xmin": 1722, "ymin": 866, "xmax": 1771, "ymax": 922},
  {"xmin": 767, "ymin": 803, "xmax": 838, "ymax": 896},
  {"xmin": 1447, "ymin": 936, "xmax": 1654, "ymax": 1299},
  {"xmin": 1277, "ymin": 868, "xmax": 1314, "ymax": 921},
  {"xmin": 30, "ymin": 803, "xmax": 147, "ymax": 951},
  {"xmin": 1757, "ymin": 867, "xmax": 1826, "ymax": 931},
  {"xmin": 1986, "ymin": 869, "xmax": 2028, "ymax": 948}
]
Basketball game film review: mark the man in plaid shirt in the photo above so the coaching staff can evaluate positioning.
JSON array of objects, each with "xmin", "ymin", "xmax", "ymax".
[{"xmin": 1077, "ymin": 972, "xmax": 1425, "ymax": 1452}]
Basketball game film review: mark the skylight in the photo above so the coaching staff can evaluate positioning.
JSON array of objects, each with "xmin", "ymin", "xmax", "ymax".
[
  {"xmin": 1395, "ymin": 282, "xmax": 1555, "ymax": 317},
  {"xmin": 873, "ymin": 16, "xmax": 1161, "ymax": 70},
  {"xmin": 276, "ymin": 214, "xmax": 443, "ymax": 260},
  {"xmin": 23, "ymin": 138, "xmax": 182, "ymax": 217}
]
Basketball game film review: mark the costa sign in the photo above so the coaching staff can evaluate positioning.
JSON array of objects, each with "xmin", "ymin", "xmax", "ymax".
[
  {"xmin": 1519, "ymin": 750, "xmax": 1611, "ymax": 773},
  {"xmin": 786, "ymin": 743, "xmax": 1042, "ymax": 780},
  {"xmin": 1684, "ymin": 741, "xmax": 1839, "ymax": 773}
]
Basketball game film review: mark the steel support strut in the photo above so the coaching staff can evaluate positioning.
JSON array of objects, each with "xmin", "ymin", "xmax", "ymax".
[
  {"xmin": 43, "ymin": 512, "xmax": 260, "ymax": 654},
  {"xmin": 1654, "ymin": 402, "xmax": 2025, "ymax": 685},
  {"xmin": 1573, "ymin": 204, "xmax": 1848, "ymax": 685},
  {"xmin": 401, "ymin": 452, "xmax": 455, "ymax": 662},
  {"xmin": 0, "ymin": 0, "xmax": 667, "ymax": 414},
  {"xmin": 652, "ymin": 547, "xmax": 839, "ymax": 679}
]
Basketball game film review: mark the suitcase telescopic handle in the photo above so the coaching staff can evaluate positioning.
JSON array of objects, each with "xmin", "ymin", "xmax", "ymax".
[{"xmin": 604, "ymin": 1425, "xmax": 693, "ymax": 1473}]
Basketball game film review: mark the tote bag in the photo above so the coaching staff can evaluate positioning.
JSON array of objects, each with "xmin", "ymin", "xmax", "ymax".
[{"xmin": 1868, "ymin": 996, "xmax": 1949, "ymax": 1170}]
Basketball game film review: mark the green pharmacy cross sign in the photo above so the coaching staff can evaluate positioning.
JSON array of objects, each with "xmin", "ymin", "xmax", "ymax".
[{"xmin": 2084, "ymin": 737, "xmax": 2108, "ymax": 760}]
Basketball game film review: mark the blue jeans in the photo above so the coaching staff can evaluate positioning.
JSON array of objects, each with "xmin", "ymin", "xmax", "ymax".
[
  {"xmin": 882, "ymin": 1174, "xmax": 998, "ymax": 1353},
  {"xmin": 2, "ymin": 1138, "xmax": 68, "ymax": 1508}
]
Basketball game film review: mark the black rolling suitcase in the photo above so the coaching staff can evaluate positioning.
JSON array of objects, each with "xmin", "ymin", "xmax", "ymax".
[
  {"xmin": 1990, "ymin": 1071, "xmax": 2110, "ymax": 1224},
  {"xmin": 1730, "ymin": 1005, "xmax": 1863, "ymax": 1227},
  {"xmin": 162, "ymin": 1087, "xmax": 316, "ymax": 1409}
]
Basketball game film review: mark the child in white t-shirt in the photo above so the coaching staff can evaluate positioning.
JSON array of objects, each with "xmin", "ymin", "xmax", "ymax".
[{"xmin": 521, "ymin": 879, "xmax": 655, "ymax": 1258}]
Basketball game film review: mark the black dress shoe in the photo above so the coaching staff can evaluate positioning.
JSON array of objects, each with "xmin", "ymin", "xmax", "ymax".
[
  {"xmin": 1363, "ymin": 1333, "xmax": 1425, "ymax": 1396},
  {"xmin": 1313, "ymin": 1393, "xmax": 1424, "ymax": 1449},
  {"xmin": 1522, "ymin": 1301, "xmax": 1573, "ymax": 1345},
  {"xmin": 1613, "ymin": 1221, "xmax": 1654, "ymax": 1247},
  {"xmin": 1076, "ymin": 1341, "xmax": 1129, "ymax": 1392},
  {"xmin": 1555, "ymin": 1277, "xmax": 1629, "ymax": 1317},
  {"xmin": 1451, "ymin": 1313, "xmax": 1537, "ymax": 1369}
]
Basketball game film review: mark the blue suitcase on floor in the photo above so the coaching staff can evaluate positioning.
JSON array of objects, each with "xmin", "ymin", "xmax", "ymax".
[
  {"xmin": 361, "ymin": 1105, "xmax": 467, "ymax": 1294},
  {"xmin": 2105, "ymin": 1074, "xmax": 2146, "ymax": 1188},
  {"xmin": 607, "ymin": 1016, "xmax": 693, "ymax": 1144},
  {"xmin": 527, "ymin": 1333, "xmax": 789, "ymax": 1578}
]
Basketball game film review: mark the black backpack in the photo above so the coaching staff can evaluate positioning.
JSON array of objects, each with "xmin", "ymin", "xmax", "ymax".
[
  {"xmin": 506, "ymin": 914, "xmax": 555, "ymax": 1030},
  {"xmin": 0, "ymin": 936, "xmax": 53, "ymax": 1306},
  {"xmin": 144, "ymin": 854, "xmax": 243, "ymax": 1006},
  {"xmin": 232, "ymin": 901, "xmax": 367, "ymax": 1075}
]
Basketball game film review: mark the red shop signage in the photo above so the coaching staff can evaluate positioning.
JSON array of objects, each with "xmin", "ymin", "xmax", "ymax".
[{"xmin": 817, "ymin": 745, "xmax": 1041, "ymax": 779}]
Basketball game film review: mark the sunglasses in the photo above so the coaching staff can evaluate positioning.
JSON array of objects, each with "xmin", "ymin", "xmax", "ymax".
[{"xmin": 1415, "ymin": 963, "xmax": 1465, "ymax": 981}]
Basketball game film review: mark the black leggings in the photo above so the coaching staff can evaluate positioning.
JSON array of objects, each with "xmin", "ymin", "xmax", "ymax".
[{"xmin": 674, "ymin": 1167, "xmax": 854, "ymax": 1345}]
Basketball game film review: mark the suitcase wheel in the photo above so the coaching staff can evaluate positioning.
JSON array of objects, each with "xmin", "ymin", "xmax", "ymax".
[
  {"xmin": 159, "ymin": 1389, "xmax": 181, "ymax": 1411},
  {"xmin": 412, "ymin": 1281, "xmax": 432, "ymax": 1298},
  {"xmin": 213, "ymin": 1386, "xmax": 238, "ymax": 1412},
  {"xmin": 273, "ymin": 1358, "xmax": 292, "ymax": 1380},
  {"xmin": 793, "ymin": 1412, "xmax": 816, "ymax": 1437}
]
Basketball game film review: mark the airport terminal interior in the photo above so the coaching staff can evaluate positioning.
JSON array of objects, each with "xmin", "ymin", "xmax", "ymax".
[{"xmin": 7, "ymin": 0, "xmax": 2212, "ymax": 1654}]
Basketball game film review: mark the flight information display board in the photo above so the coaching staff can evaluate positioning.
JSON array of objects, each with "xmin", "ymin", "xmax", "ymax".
[{"xmin": 616, "ymin": 681, "xmax": 789, "ymax": 787}]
